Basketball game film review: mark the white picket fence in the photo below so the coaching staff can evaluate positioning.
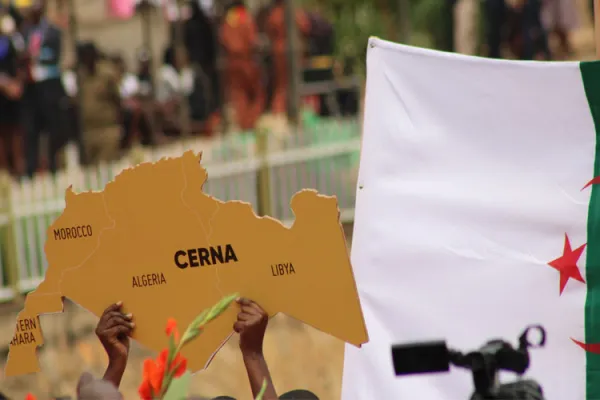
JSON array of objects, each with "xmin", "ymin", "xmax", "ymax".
[{"xmin": 0, "ymin": 119, "xmax": 361, "ymax": 301}]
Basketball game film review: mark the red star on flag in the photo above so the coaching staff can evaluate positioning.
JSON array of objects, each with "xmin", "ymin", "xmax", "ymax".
[
  {"xmin": 582, "ymin": 176, "xmax": 600, "ymax": 190},
  {"xmin": 572, "ymin": 338, "xmax": 600, "ymax": 354},
  {"xmin": 547, "ymin": 233, "xmax": 586, "ymax": 295}
]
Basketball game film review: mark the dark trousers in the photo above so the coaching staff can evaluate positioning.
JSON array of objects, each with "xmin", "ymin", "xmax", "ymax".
[
  {"xmin": 485, "ymin": 0, "xmax": 506, "ymax": 58},
  {"xmin": 120, "ymin": 108, "xmax": 153, "ymax": 149},
  {"xmin": 190, "ymin": 63, "xmax": 221, "ymax": 122},
  {"xmin": 519, "ymin": 0, "xmax": 550, "ymax": 60},
  {"xmin": 440, "ymin": 0, "xmax": 458, "ymax": 52},
  {"xmin": 21, "ymin": 78, "xmax": 70, "ymax": 178}
]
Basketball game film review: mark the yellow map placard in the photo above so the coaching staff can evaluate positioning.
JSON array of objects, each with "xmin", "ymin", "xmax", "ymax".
[{"xmin": 4, "ymin": 151, "xmax": 368, "ymax": 376}]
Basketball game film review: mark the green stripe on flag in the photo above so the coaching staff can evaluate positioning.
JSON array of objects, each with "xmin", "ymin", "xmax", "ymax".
[{"xmin": 581, "ymin": 61, "xmax": 600, "ymax": 400}]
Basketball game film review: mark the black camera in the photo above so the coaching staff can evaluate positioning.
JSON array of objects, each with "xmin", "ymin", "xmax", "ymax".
[{"xmin": 391, "ymin": 325, "xmax": 546, "ymax": 400}]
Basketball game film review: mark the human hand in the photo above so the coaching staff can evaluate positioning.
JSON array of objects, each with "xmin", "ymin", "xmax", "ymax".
[
  {"xmin": 95, "ymin": 302, "xmax": 134, "ymax": 365},
  {"xmin": 234, "ymin": 298, "xmax": 269, "ymax": 355},
  {"xmin": 4, "ymin": 81, "xmax": 22, "ymax": 100},
  {"xmin": 506, "ymin": 0, "xmax": 526, "ymax": 10},
  {"xmin": 0, "ymin": 75, "xmax": 19, "ymax": 99}
]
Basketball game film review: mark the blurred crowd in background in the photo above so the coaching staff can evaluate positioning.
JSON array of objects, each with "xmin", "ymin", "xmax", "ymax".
[
  {"xmin": 483, "ymin": 0, "xmax": 579, "ymax": 61},
  {"xmin": 0, "ymin": 0, "xmax": 360, "ymax": 179},
  {"xmin": 0, "ymin": 0, "xmax": 586, "ymax": 179}
]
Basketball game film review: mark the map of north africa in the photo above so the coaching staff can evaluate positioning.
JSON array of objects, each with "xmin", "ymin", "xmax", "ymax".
[{"xmin": 4, "ymin": 151, "xmax": 368, "ymax": 377}]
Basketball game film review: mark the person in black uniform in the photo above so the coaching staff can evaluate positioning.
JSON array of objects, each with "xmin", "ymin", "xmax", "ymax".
[
  {"xmin": 173, "ymin": 0, "xmax": 221, "ymax": 132},
  {"xmin": 20, "ymin": 0, "xmax": 70, "ymax": 177},
  {"xmin": 0, "ymin": 3, "xmax": 25, "ymax": 176}
]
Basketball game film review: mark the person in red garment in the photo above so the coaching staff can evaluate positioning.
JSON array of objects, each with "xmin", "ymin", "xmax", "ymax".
[
  {"xmin": 220, "ymin": 1, "xmax": 264, "ymax": 130},
  {"xmin": 265, "ymin": 0, "xmax": 310, "ymax": 115}
]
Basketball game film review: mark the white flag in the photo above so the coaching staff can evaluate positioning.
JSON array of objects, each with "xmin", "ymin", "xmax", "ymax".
[{"xmin": 342, "ymin": 37, "xmax": 600, "ymax": 400}]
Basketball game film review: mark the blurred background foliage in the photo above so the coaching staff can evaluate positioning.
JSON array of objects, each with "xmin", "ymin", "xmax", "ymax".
[{"xmin": 299, "ymin": 0, "xmax": 452, "ymax": 74}]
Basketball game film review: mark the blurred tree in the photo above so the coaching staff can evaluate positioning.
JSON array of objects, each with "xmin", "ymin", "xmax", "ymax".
[{"xmin": 300, "ymin": 0, "xmax": 449, "ymax": 75}]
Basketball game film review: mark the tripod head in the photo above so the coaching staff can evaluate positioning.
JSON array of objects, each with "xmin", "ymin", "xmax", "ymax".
[{"xmin": 392, "ymin": 325, "xmax": 546, "ymax": 400}]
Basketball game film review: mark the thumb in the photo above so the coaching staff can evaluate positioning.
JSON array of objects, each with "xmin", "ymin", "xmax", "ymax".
[{"xmin": 233, "ymin": 321, "xmax": 244, "ymax": 334}]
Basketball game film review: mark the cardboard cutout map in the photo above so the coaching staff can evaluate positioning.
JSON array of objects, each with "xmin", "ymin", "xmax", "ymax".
[{"xmin": 5, "ymin": 151, "xmax": 368, "ymax": 376}]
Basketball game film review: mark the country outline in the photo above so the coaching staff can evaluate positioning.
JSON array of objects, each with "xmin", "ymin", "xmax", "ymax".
[{"xmin": 5, "ymin": 150, "xmax": 369, "ymax": 376}]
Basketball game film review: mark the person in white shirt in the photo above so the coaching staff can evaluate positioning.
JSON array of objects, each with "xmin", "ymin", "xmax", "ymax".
[
  {"xmin": 156, "ymin": 47, "xmax": 194, "ymax": 103},
  {"xmin": 109, "ymin": 54, "xmax": 140, "ymax": 101},
  {"xmin": 61, "ymin": 67, "xmax": 76, "ymax": 97},
  {"xmin": 112, "ymin": 54, "xmax": 154, "ymax": 149},
  {"xmin": 119, "ymin": 69, "xmax": 139, "ymax": 100},
  {"xmin": 156, "ymin": 45, "xmax": 195, "ymax": 136}
]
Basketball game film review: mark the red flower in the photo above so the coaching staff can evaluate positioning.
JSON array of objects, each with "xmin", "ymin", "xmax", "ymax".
[
  {"xmin": 139, "ymin": 352, "xmax": 167, "ymax": 397},
  {"xmin": 159, "ymin": 347, "xmax": 187, "ymax": 378},
  {"xmin": 171, "ymin": 353, "xmax": 187, "ymax": 378},
  {"xmin": 139, "ymin": 318, "xmax": 191, "ymax": 398},
  {"xmin": 138, "ymin": 378, "xmax": 153, "ymax": 400},
  {"xmin": 25, "ymin": 395, "xmax": 36, "ymax": 400},
  {"xmin": 138, "ymin": 348, "xmax": 188, "ymax": 398},
  {"xmin": 165, "ymin": 318, "xmax": 180, "ymax": 342}
]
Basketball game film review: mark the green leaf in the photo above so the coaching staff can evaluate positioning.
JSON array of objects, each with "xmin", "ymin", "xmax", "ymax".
[
  {"xmin": 163, "ymin": 371, "xmax": 192, "ymax": 400},
  {"xmin": 188, "ymin": 309, "xmax": 209, "ymax": 332},
  {"xmin": 180, "ymin": 309, "xmax": 208, "ymax": 346},
  {"xmin": 179, "ymin": 310, "xmax": 209, "ymax": 349},
  {"xmin": 204, "ymin": 293, "xmax": 238, "ymax": 324},
  {"xmin": 180, "ymin": 293, "xmax": 239, "ymax": 348},
  {"xmin": 255, "ymin": 379, "xmax": 267, "ymax": 400},
  {"xmin": 167, "ymin": 333, "xmax": 177, "ymax": 364}
]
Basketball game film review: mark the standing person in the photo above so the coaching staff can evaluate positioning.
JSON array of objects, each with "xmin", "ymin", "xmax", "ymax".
[
  {"xmin": 113, "ymin": 54, "xmax": 154, "ymax": 150},
  {"xmin": 303, "ymin": 6, "xmax": 335, "ymax": 116},
  {"xmin": 77, "ymin": 42, "xmax": 122, "ymax": 165},
  {"xmin": 114, "ymin": 55, "xmax": 140, "ymax": 102},
  {"xmin": 513, "ymin": 0, "xmax": 550, "ymax": 60},
  {"xmin": 0, "ymin": 3, "xmax": 25, "ymax": 177},
  {"xmin": 484, "ymin": 0, "xmax": 507, "ymax": 58},
  {"xmin": 265, "ymin": 0, "xmax": 310, "ymax": 115},
  {"xmin": 135, "ymin": 49, "xmax": 153, "ymax": 98},
  {"xmin": 156, "ymin": 45, "xmax": 195, "ymax": 136},
  {"xmin": 220, "ymin": 0, "xmax": 264, "ymax": 130},
  {"xmin": 256, "ymin": 2, "xmax": 275, "ymax": 112},
  {"xmin": 20, "ymin": 0, "xmax": 70, "ymax": 177},
  {"xmin": 182, "ymin": 0, "xmax": 221, "ymax": 133},
  {"xmin": 542, "ymin": 0, "xmax": 578, "ymax": 59},
  {"xmin": 441, "ymin": 0, "xmax": 458, "ymax": 52},
  {"xmin": 485, "ymin": 0, "xmax": 549, "ymax": 60}
]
